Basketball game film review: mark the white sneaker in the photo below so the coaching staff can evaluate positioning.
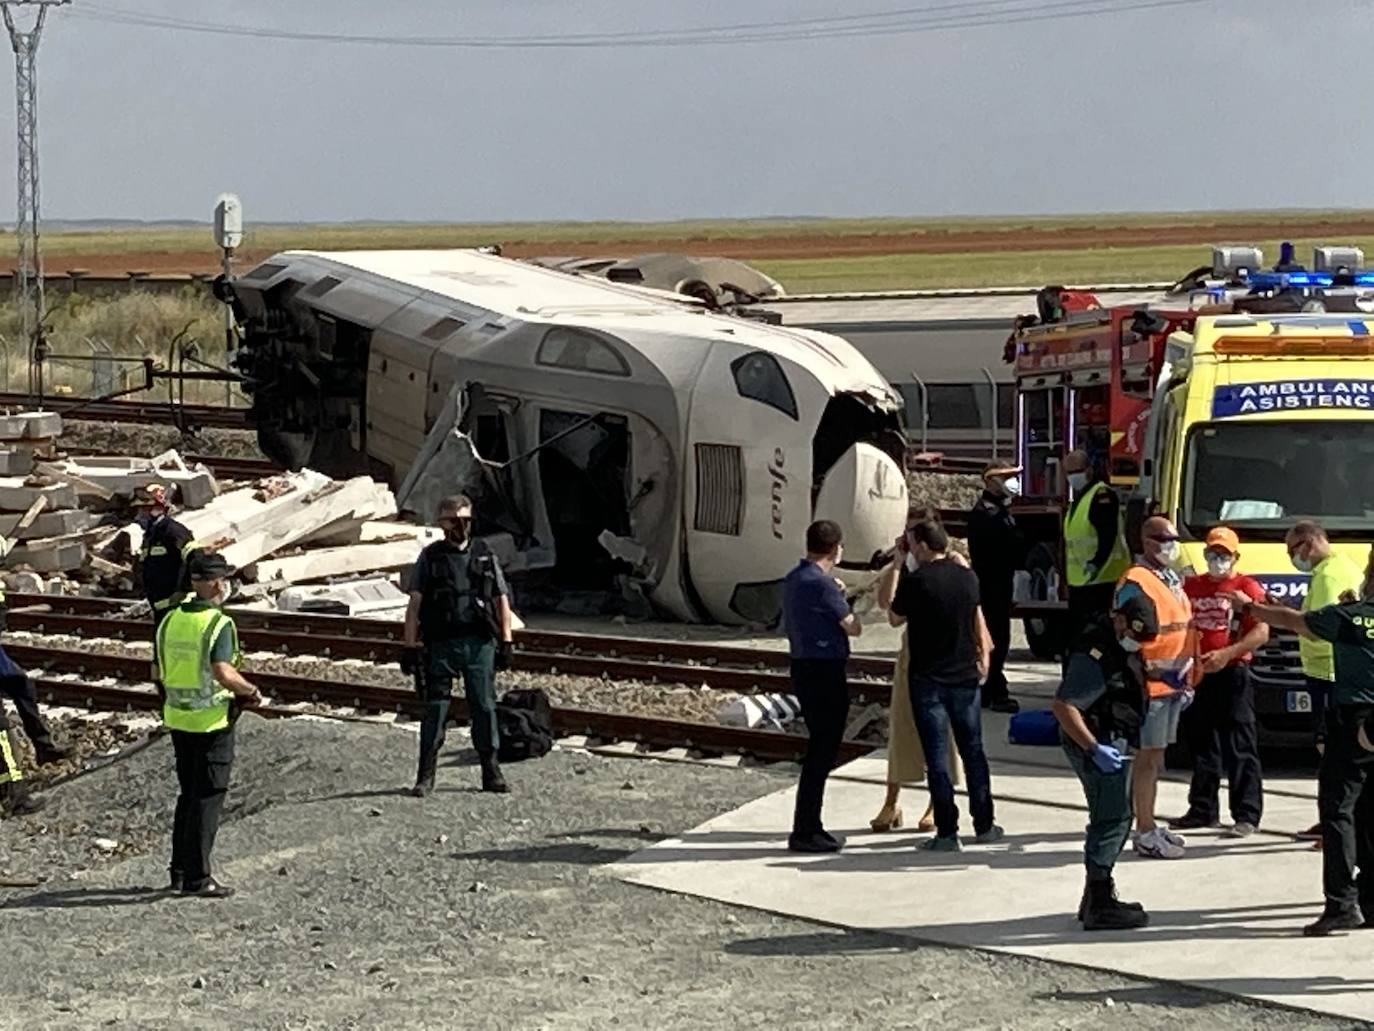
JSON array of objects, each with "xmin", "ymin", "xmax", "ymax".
[
  {"xmin": 1159, "ymin": 826, "xmax": 1187, "ymax": 848},
  {"xmin": 1134, "ymin": 827, "xmax": 1185, "ymax": 859}
]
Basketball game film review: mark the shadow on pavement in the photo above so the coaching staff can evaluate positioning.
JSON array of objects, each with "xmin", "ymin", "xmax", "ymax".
[{"xmin": 0, "ymin": 886, "xmax": 169, "ymax": 910}]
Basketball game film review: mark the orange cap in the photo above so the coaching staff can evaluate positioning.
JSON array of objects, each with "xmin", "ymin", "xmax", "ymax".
[{"xmin": 1205, "ymin": 526, "xmax": 1240, "ymax": 555}]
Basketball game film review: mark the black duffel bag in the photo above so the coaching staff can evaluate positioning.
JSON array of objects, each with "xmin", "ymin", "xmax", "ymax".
[{"xmin": 496, "ymin": 687, "xmax": 554, "ymax": 762}]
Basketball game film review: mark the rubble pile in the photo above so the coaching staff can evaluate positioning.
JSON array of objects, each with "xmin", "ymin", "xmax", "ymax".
[{"xmin": 0, "ymin": 411, "xmax": 439, "ymax": 613}]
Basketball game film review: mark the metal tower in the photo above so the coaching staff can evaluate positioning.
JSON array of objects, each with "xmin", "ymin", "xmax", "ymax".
[{"xmin": 1, "ymin": 0, "xmax": 67, "ymax": 398}]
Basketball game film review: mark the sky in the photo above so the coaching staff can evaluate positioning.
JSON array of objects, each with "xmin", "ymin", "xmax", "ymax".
[{"xmin": 10, "ymin": 0, "xmax": 1372, "ymax": 223}]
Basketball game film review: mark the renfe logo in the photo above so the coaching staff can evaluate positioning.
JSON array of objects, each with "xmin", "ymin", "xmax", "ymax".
[
  {"xmin": 1212, "ymin": 380, "xmax": 1374, "ymax": 418},
  {"xmin": 768, "ymin": 448, "xmax": 786, "ymax": 540},
  {"xmin": 1252, "ymin": 573, "xmax": 1310, "ymax": 607}
]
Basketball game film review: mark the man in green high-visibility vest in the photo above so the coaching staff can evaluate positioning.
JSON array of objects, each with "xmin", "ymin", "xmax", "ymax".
[
  {"xmin": 1063, "ymin": 450, "xmax": 1130, "ymax": 639},
  {"xmin": 156, "ymin": 550, "xmax": 263, "ymax": 899}
]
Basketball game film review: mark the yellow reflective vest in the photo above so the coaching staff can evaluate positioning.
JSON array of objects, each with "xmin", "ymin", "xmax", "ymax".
[
  {"xmin": 1064, "ymin": 481, "xmax": 1129, "ymax": 588},
  {"xmin": 156, "ymin": 603, "xmax": 240, "ymax": 733}
]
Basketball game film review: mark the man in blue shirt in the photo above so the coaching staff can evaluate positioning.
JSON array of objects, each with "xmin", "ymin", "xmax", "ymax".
[{"xmin": 782, "ymin": 519, "xmax": 862, "ymax": 853}]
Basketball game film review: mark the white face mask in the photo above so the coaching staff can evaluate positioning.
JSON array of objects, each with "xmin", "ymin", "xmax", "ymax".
[
  {"xmin": 1158, "ymin": 540, "xmax": 1181, "ymax": 566},
  {"xmin": 904, "ymin": 552, "xmax": 918, "ymax": 573},
  {"xmin": 1206, "ymin": 556, "xmax": 1234, "ymax": 578},
  {"xmin": 1002, "ymin": 476, "xmax": 1021, "ymax": 498},
  {"xmin": 1066, "ymin": 471, "xmax": 1089, "ymax": 493}
]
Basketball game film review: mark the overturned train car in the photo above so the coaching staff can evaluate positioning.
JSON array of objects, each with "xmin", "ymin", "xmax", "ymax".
[{"xmin": 223, "ymin": 249, "xmax": 908, "ymax": 624}]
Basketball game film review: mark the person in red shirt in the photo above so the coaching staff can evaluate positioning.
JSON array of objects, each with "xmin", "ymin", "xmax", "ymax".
[{"xmin": 1175, "ymin": 526, "xmax": 1269, "ymax": 836}]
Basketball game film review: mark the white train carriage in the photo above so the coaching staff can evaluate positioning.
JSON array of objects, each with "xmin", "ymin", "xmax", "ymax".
[
  {"xmin": 223, "ymin": 249, "xmax": 909, "ymax": 624},
  {"xmin": 762, "ymin": 287, "xmax": 1167, "ymax": 460}
]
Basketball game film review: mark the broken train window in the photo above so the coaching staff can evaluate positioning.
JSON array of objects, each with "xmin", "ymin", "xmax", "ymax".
[
  {"xmin": 536, "ymin": 327, "xmax": 630, "ymax": 377},
  {"xmin": 730, "ymin": 352, "xmax": 797, "ymax": 420}
]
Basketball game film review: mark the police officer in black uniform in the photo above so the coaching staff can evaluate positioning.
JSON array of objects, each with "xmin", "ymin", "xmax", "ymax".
[
  {"xmin": 134, "ymin": 483, "xmax": 200, "ymax": 629},
  {"xmin": 968, "ymin": 462, "xmax": 1025, "ymax": 714},
  {"xmin": 1052, "ymin": 609, "xmax": 1150, "ymax": 931},
  {"xmin": 402, "ymin": 494, "xmax": 515, "ymax": 797}
]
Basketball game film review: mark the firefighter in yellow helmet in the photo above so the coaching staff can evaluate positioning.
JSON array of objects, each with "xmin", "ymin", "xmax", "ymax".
[{"xmin": 156, "ymin": 550, "xmax": 263, "ymax": 897}]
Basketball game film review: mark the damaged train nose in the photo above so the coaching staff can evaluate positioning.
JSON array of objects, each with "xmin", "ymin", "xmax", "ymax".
[{"xmin": 815, "ymin": 442, "xmax": 909, "ymax": 576}]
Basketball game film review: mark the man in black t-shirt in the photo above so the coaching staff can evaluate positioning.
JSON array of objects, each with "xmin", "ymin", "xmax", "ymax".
[
  {"xmin": 885, "ymin": 517, "xmax": 1001, "ymax": 851},
  {"xmin": 1239, "ymin": 566, "xmax": 1374, "ymax": 936}
]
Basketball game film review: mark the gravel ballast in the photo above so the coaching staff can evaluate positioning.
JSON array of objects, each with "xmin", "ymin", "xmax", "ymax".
[{"xmin": 0, "ymin": 715, "xmax": 1353, "ymax": 1030}]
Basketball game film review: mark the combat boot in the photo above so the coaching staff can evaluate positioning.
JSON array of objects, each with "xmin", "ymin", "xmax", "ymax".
[
  {"xmin": 479, "ymin": 752, "xmax": 509, "ymax": 794},
  {"xmin": 410, "ymin": 751, "xmax": 437, "ymax": 798},
  {"xmin": 1076, "ymin": 878, "xmax": 1145, "ymax": 922},
  {"xmin": 1082, "ymin": 877, "xmax": 1149, "ymax": 931},
  {"xmin": 0, "ymin": 781, "xmax": 45, "ymax": 817},
  {"xmin": 34, "ymin": 741, "xmax": 74, "ymax": 765}
]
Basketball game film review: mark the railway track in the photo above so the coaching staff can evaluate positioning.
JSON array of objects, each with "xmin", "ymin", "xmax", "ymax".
[
  {"xmin": 0, "ymin": 393, "xmax": 250, "ymax": 430},
  {"xmin": 4, "ymin": 593, "xmax": 896, "ymax": 702},
  {"xmin": 12, "ymin": 641, "xmax": 876, "ymax": 765}
]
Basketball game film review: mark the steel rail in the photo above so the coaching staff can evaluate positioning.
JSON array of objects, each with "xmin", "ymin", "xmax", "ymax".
[
  {"xmin": 2, "ymin": 605, "xmax": 895, "ymax": 703},
  {"xmin": 19, "ymin": 645, "xmax": 875, "ymax": 764}
]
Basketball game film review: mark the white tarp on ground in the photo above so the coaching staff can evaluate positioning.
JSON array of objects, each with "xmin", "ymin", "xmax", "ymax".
[{"xmin": 609, "ymin": 667, "xmax": 1374, "ymax": 1024}]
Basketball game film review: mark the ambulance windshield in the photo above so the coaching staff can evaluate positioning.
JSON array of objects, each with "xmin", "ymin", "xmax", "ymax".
[{"xmin": 1181, "ymin": 420, "xmax": 1374, "ymax": 539}]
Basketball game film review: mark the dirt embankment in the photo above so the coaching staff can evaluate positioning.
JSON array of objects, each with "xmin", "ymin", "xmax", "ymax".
[{"xmin": 42, "ymin": 214, "xmax": 1374, "ymax": 275}]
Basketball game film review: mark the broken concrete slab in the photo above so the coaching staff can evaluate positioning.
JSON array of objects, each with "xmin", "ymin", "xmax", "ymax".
[
  {"xmin": 255, "ymin": 538, "xmax": 430, "ymax": 585},
  {"xmin": 0, "ymin": 411, "xmax": 62, "ymax": 441},
  {"xmin": 0, "ymin": 477, "xmax": 78, "ymax": 513},
  {"xmin": 5, "ymin": 538, "xmax": 87, "ymax": 573},
  {"xmin": 0, "ymin": 508, "xmax": 94, "ymax": 541},
  {"xmin": 179, "ymin": 471, "xmax": 397, "ymax": 571},
  {"xmin": 0, "ymin": 449, "xmax": 34, "ymax": 477},
  {"xmin": 274, "ymin": 577, "xmax": 410, "ymax": 619},
  {"xmin": 38, "ymin": 454, "xmax": 220, "ymax": 509}
]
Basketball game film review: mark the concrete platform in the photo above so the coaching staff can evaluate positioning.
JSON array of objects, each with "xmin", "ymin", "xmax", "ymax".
[{"xmin": 610, "ymin": 677, "xmax": 1371, "ymax": 1023}]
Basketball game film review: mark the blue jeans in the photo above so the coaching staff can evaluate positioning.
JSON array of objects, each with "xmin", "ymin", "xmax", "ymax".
[{"xmin": 910, "ymin": 676, "xmax": 995, "ymax": 838}]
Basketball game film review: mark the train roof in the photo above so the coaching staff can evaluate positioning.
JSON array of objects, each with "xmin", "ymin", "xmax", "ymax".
[
  {"xmin": 259, "ymin": 249, "xmax": 898, "ymax": 404},
  {"xmin": 760, "ymin": 286, "xmax": 1172, "ymax": 326}
]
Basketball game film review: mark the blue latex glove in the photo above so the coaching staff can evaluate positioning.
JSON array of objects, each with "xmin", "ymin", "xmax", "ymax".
[{"xmin": 1089, "ymin": 742, "xmax": 1124, "ymax": 774}]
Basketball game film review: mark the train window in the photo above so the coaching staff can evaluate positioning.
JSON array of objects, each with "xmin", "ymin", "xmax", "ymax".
[
  {"xmin": 304, "ymin": 275, "xmax": 342, "ymax": 298},
  {"xmin": 730, "ymin": 352, "xmax": 798, "ymax": 420},
  {"xmin": 537, "ymin": 328, "xmax": 630, "ymax": 376},
  {"xmin": 997, "ymin": 387, "xmax": 1014, "ymax": 429},
  {"xmin": 243, "ymin": 262, "xmax": 286, "ymax": 282},
  {"xmin": 729, "ymin": 580, "xmax": 783, "ymax": 625},
  {"xmin": 925, "ymin": 384, "xmax": 982, "ymax": 429},
  {"xmin": 422, "ymin": 316, "xmax": 467, "ymax": 342}
]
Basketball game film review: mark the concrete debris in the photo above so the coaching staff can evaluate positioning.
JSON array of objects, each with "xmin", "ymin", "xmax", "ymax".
[
  {"xmin": 0, "ymin": 477, "xmax": 78, "ymax": 513},
  {"xmin": 718, "ymin": 693, "xmax": 801, "ymax": 730},
  {"xmin": 255, "ymin": 539, "xmax": 429, "ymax": 586},
  {"xmin": 275, "ymin": 578, "xmax": 410, "ymax": 619},
  {"xmin": 38, "ymin": 452, "xmax": 220, "ymax": 509},
  {"xmin": 0, "ymin": 411, "xmax": 61, "ymax": 441}
]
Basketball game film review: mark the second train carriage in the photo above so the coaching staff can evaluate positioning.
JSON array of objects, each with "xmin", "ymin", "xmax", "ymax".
[{"xmin": 221, "ymin": 249, "xmax": 909, "ymax": 625}]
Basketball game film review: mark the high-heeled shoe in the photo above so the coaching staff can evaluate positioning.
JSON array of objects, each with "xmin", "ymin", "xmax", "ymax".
[
  {"xmin": 916, "ymin": 805, "xmax": 936, "ymax": 833},
  {"xmin": 869, "ymin": 805, "xmax": 904, "ymax": 832}
]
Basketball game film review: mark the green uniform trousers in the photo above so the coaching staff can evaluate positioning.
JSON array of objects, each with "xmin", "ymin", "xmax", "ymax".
[
  {"xmin": 1064, "ymin": 740, "xmax": 1134, "ymax": 881},
  {"xmin": 420, "ymin": 636, "xmax": 498, "ymax": 760}
]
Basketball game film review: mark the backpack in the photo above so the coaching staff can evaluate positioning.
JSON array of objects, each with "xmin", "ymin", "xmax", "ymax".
[
  {"xmin": 496, "ymin": 688, "xmax": 554, "ymax": 762},
  {"xmin": 1008, "ymin": 708, "xmax": 1061, "ymax": 747}
]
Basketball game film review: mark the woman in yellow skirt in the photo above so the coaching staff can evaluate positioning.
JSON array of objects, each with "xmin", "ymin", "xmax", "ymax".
[{"xmin": 870, "ymin": 529, "xmax": 965, "ymax": 832}]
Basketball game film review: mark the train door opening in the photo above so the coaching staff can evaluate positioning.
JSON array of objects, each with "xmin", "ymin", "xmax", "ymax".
[{"xmin": 536, "ymin": 409, "xmax": 632, "ymax": 590}]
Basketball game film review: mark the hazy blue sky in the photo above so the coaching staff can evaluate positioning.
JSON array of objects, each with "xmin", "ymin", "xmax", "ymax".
[{"xmin": 11, "ymin": 0, "xmax": 1369, "ymax": 222}]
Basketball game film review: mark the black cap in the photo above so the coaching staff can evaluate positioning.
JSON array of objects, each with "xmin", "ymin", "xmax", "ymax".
[{"xmin": 187, "ymin": 550, "xmax": 233, "ymax": 581}]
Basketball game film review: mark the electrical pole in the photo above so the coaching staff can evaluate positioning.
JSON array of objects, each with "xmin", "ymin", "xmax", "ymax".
[{"xmin": 1, "ymin": 0, "xmax": 67, "ymax": 403}]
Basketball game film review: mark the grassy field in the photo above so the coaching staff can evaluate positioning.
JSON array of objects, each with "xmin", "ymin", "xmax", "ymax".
[
  {"xmin": 16, "ymin": 209, "xmax": 1374, "ymax": 258},
  {"xmin": 755, "ymin": 236, "xmax": 1374, "ymax": 292}
]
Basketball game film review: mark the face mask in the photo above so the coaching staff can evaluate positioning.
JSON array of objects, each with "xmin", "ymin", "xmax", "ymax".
[
  {"xmin": 1119, "ymin": 637, "xmax": 1141, "ymax": 653},
  {"xmin": 904, "ymin": 552, "xmax": 918, "ymax": 573},
  {"xmin": 1001, "ymin": 476, "xmax": 1021, "ymax": 498},
  {"xmin": 1157, "ymin": 540, "xmax": 1181, "ymax": 566},
  {"xmin": 211, "ymin": 582, "xmax": 230, "ymax": 606},
  {"xmin": 1206, "ymin": 556, "xmax": 1234, "ymax": 578},
  {"xmin": 1066, "ymin": 471, "xmax": 1088, "ymax": 493},
  {"xmin": 1292, "ymin": 554, "xmax": 1313, "ymax": 574}
]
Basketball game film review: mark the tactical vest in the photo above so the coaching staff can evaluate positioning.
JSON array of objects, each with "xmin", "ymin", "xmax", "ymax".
[
  {"xmin": 1065, "ymin": 482, "xmax": 1129, "ymax": 587},
  {"xmin": 418, "ymin": 540, "xmax": 503, "ymax": 641},
  {"xmin": 141, "ymin": 517, "xmax": 197, "ymax": 611},
  {"xmin": 1119, "ymin": 566, "xmax": 1196, "ymax": 699},
  {"xmin": 156, "ymin": 605, "xmax": 240, "ymax": 733}
]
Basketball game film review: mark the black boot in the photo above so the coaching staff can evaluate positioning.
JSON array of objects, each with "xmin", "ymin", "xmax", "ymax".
[
  {"xmin": 1076, "ymin": 879, "xmax": 1146, "ymax": 921},
  {"xmin": 0, "ymin": 781, "xmax": 45, "ymax": 817},
  {"xmin": 1082, "ymin": 877, "xmax": 1149, "ymax": 931},
  {"xmin": 411, "ymin": 750, "xmax": 437, "ymax": 798},
  {"xmin": 34, "ymin": 741, "xmax": 73, "ymax": 765},
  {"xmin": 479, "ymin": 752, "xmax": 509, "ymax": 794}
]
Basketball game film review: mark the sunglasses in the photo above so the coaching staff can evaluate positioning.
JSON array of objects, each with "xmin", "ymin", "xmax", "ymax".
[
  {"xmin": 1145, "ymin": 534, "xmax": 1179, "ymax": 543},
  {"xmin": 438, "ymin": 515, "xmax": 473, "ymax": 527}
]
